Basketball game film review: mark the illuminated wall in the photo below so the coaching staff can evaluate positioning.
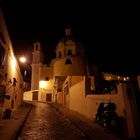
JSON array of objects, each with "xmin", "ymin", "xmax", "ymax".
[
  {"xmin": 53, "ymin": 57, "xmax": 87, "ymax": 76},
  {"xmin": 31, "ymin": 63, "xmax": 40, "ymax": 90},
  {"xmin": 23, "ymin": 90, "xmax": 33, "ymax": 101},
  {"xmin": 0, "ymin": 9, "xmax": 24, "ymax": 109},
  {"xmin": 62, "ymin": 75, "xmax": 138, "ymax": 138},
  {"xmin": 31, "ymin": 42, "xmax": 43, "ymax": 91},
  {"xmin": 37, "ymin": 65, "xmax": 54, "ymax": 102}
]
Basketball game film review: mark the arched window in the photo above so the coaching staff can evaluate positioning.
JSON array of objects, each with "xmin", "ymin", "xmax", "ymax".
[
  {"xmin": 67, "ymin": 49, "xmax": 72, "ymax": 55},
  {"xmin": 36, "ymin": 44, "xmax": 39, "ymax": 50},
  {"xmin": 59, "ymin": 51, "xmax": 62, "ymax": 57},
  {"xmin": 34, "ymin": 43, "xmax": 40, "ymax": 51},
  {"xmin": 65, "ymin": 58, "xmax": 72, "ymax": 64}
]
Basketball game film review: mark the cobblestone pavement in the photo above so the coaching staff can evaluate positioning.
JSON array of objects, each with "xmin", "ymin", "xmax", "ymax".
[
  {"xmin": 49, "ymin": 103, "xmax": 123, "ymax": 140},
  {"xmin": 16, "ymin": 102, "xmax": 88, "ymax": 140}
]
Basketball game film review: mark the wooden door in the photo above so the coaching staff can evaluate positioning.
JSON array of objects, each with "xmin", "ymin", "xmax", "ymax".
[
  {"xmin": 46, "ymin": 94, "xmax": 52, "ymax": 102},
  {"xmin": 32, "ymin": 91, "xmax": 38, "ymax": 100}
]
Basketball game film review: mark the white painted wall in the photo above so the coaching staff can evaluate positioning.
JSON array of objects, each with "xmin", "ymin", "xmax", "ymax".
[
  {"xmin": 23, "ymin": 91, "xmax": 33, "ymax": 101},
  {"xmin": 66, "ymin": 76, "xmax": 138, "ymax": 138},
  {"xmin": 68, "ymin": 76, "xmax": 86, "ymax": 115},
  {"xmin": 31, "ymin": 63, "xmax": 40, "ymax": 90}
]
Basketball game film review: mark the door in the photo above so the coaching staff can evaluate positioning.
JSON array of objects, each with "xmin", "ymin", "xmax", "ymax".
[
  {"xmin": 32, "ymin": 91, "xmax": 38, "ymax": 100},
  {"xmin": 46, "ymin": 94, "xmax": 52, "ymax": 102}
]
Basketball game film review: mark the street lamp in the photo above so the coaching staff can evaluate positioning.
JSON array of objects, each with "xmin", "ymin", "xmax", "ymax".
[
  {"xmin": 19, "ymin": 56, "xmax": 26, "ymax": 63},
  {"xmin": 16, "ymin": 55, "xmax": 31, "ymax": 78},
  {"xmin": 18, "ymin": 55, "xmax": 31, "ymax": 91}
]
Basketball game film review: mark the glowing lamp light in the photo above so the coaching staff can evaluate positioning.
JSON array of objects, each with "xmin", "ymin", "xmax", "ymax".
[
  {"xmin": 19, "ymin": 56, "xmax": 26, "ymax": 63},
  {"xmin": 118, "ymin": 76, "xmax": 120, "ymax": 79},
  {"xmin": 39, "ymin": 81, "xmax": 48, "ymax": 88},
  {"xmin": 126, "ymin": 77, "xmax": 129, "ymax": 80},
  {"xmin": 124, "ymin": 77, "xmax": 127, "ymax": 81}
]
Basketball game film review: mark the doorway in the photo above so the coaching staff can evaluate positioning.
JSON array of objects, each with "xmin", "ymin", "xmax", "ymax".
[
  {"xmin": 32, "ymin": 91, "xmax": 38, "ymax": 100},
  {"xmin": 46, "ymin": 94, "xmax": 52, "ymax": 102}
]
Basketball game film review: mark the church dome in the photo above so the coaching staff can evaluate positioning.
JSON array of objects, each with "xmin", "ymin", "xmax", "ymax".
[
  {"xmin": 55, "ymin": 28, "xmax": 85, "ymax": 58},
  {"xmin": 53, "ymin": 28, "xmax": 87, "ymax": 76}
]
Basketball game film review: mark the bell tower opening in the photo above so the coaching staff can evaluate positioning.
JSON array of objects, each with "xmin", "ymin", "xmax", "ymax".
[
  {"xmin": 65, "ymin": 28, "xmax": 72, "ymax": 37},
  {"xmin": 67, "ymin": 49, "xmax": 72, "ymax": 55}
]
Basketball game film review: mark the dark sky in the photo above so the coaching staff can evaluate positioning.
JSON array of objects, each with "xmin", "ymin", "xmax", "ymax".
[{"xmin": 0, "ymin": 1, "xmax": 139, "ymax": 75}]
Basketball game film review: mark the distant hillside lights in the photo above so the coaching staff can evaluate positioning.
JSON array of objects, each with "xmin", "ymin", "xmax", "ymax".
[
  {"xmin": 105, "ymin": 75, "xmax": 130, "ymax": 82},
  {"xmin": 118, "ymin": 76, "xmax": 130, "ymax": 81}
]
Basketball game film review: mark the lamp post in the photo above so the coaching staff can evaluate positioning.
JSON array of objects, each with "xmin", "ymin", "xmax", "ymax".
[
  {"xmin": 16, "ymin": 55, "xmax": 31, "ymax": 77},
  {"xmin": 16, "ymin": 55, "xmax": 31, "ymax": 91},
  {"xmin": 18, "ymin": 56, "xmax": 28, "ymax": 77}
]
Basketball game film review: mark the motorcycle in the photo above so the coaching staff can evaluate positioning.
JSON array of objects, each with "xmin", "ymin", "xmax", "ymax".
[{"xmin": 96, "ymin": 102, "xmax": 118, "ymax": 130}]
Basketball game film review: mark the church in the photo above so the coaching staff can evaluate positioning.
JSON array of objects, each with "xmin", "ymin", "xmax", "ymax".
[
  {"xmin": 29, "ymin": 28, "xmax": 88, "ymax": 102},
  {"xmin": 24, "ymin": 27, "xmax": 140, "ymax": 139}
]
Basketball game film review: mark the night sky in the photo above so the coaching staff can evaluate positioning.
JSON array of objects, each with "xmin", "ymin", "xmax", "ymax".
[{"xmin": 0, "ymin": 1, "xmax": 139, "ymax": 75}]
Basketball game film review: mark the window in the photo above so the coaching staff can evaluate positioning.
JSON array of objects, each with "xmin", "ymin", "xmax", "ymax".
[
  {"xmin": 67, "ymin": 49, "xmax": 72, "ymax": 55},
  {"xmin": 93, "ymin": 80, "xmax": 118, "ymax": 94},
  {"xmin": 45, "ymin": 77, "xmax": 49, "ymax": 81},
  {"xmin": 58, "ymin": 89, "xmax": 62, "ymax": 92},
  {"xmin": 59, "ymin": 51, "xmax": 62, "ymax": 57},
  {"xmin": 36, "ymin": 44, "xmax": 39, "ymax": 50},
  {"xmin": 0, "ymin": 43, "xmax": 5, "ymax": 66},
  {"xmin": 34, "ymin": 42, "xmax": 40, "ymax": 51},
  {"xmin": 65, "ymin": 58, "xmax": 72, "ymax": 64}
]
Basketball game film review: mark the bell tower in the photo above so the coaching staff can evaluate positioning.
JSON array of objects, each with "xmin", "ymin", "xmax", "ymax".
[{"xmin": 31, "ymin": 42, "xmax": 43, "ymax": 90}]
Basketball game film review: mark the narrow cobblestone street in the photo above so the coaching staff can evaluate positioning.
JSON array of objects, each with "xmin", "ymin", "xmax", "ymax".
[{"xmin": 17, "ymin": 102, "xmax": 87, "ymax": 140}]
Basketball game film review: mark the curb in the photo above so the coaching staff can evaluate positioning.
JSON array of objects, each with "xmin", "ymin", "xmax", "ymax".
[{"xmin": 11, "ymin": 104, "xmax": 33, "ymax": 140}]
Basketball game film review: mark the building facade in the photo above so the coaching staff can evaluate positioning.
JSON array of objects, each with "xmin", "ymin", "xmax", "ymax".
[{"xmin": 0, "ymin": 8, "xmax": 24, "ymax": 110}]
